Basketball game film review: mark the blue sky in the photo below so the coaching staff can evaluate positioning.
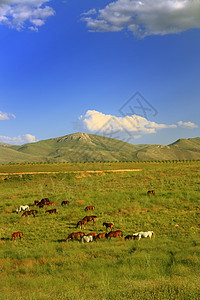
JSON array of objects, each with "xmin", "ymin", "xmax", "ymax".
[{"xmin": 0, "ymin": 0, "xmax": 199, "ymax": 145}]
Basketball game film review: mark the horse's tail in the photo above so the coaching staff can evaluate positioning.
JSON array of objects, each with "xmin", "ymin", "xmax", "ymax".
[{"xmin": 152, "ymin": 231, "xmax": 155, "ymax": 238}]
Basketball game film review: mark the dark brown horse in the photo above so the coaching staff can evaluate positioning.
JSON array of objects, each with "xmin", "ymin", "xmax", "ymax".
[
  {"xmin": 103, "ymin": 222, "xmax": 114, "ymax": 231},
  {"xmin": 95, "ymin": 232, "xmax": 106, "ymax": 241},
  {"xmin": 125, "ymin": 234, "xmax": 138, "ymax": 241},
  {"xmin": 147, "ymin": 190, "xmax": 155, "ymax": 196},
  {"xmin": 105, "ymin": 230, "xmax": 123, "ymax": 239},
  {"xmin": 61, "ymin": 200, "xmax": 69, "ymax": 206},
  {"xmin": 82, "ymin": 215, "xmax": 97, "ymax": 225},
  {"xmin": 66, "ymin": 232, "xmax": 85, "ymax": 241},
  {"xmin": 11, "ymin": 232, "xmax": 23, "ymax": 241},
  {"xmin": 21, "ymin": 210, "xmax": 36, "ymax": 217},
  {"xmin": 45, "ymin": 209, "xmax": 57, "ymax": 214},
  {"xmin": 85, "ymin": 205, "xmax": 95, "ymax": 211},
  {"xmin": 76, "ymin": 219, "xmax": 87, "ymax": 229}
]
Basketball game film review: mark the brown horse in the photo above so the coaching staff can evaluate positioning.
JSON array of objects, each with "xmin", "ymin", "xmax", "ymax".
[
  {"xmin": 82, "ymin": 215, "xmax": 97, "ymax": 225},
  {"xmin": 61, "ymin": 200, "xmax": 69, "ymax": 206},
  {"xmin": 125, "ymin": 234, "xmax": 138, "ymax": 241},
  {"xmin": 21, "ymin": 210, "xmax": 36, "ymax": 217},
  {"xmin": 45, "ymin": 209, "xmax": 57, "ymax": 214},
  {"xmin": 85, "ymin": 205, "xmax": 95, "ymax": 212},
  {"xmin": 106, "ymin": 230, "xmax": 123, "ymax": 239},
  {"xmin": 49, "ymin": 202, "xmax": 56, "ymax": 206},
  {"xmin": 66, "ymin": 232, "xmax": 85, "ymax": 241},
  {"xmin": 86, "ymin": 232, "xmax": 97, "ymax": 237},
  {"xmin": 95, "ymin": 232, "xmax": 106, "ymax": 241},
  {"xmin": 11, "ymin": 231, "xmax": 23, "ymax": 241},
  {"xmin": 37, "ymin": 198, "xmax": 50, "ymax": 206},
  {"xmin": 76, "ymin": 219, "xmax": 87, "ymax": 229},
  {"xmin": 147, "ymin": 190, "xmax": 155, "ymax": 196},
  {"xmin": 103, "ymin": 222, "xmax": 114, "ymax": 231}
]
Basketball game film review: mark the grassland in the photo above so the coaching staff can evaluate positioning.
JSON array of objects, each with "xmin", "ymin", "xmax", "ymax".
[{"xmin": 0, "ymin": 161, "xmax": 200, "ymax": 299}]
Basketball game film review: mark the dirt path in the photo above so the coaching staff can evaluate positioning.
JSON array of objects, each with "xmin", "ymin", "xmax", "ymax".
[{"xmin": 0, "ymin": 169, "xmax": 141, "ymax": 176}]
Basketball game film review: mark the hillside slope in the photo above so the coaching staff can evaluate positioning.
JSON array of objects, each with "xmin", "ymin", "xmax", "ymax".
[{"xmin": 0, "ymin": 133, "xmax": 199, "ymax": 163}]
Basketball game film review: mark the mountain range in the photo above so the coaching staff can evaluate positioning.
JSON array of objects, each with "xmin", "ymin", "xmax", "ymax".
[{"xmin": 0, "ymin": 133, "xmax": 200, "ymax": 164}]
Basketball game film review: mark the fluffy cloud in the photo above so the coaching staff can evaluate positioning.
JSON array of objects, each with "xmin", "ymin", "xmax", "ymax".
[
  {"xmin": 0, "ymin": 111, "xmax": 16, "ymax": 120},
  {"xmin": 82, "ymin": 0, "xmax": 200, "ymax": 37},
  {"xmin": 0, "ymin": 0, "xmax": 55, "ymax": 31},
  {"xmin": 0, "ymin": 134, "xmax": 36, "ymax": 145},
  {"xmin": 78, "ymin": 110, "xmax": 198, "ymax": 141},
  {"xmin": 178, "ymin": 121, "xmax": 198, "ymax": 129}
]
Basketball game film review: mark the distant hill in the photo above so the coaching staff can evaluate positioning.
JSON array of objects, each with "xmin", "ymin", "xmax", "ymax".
[{"xmin": 0, "ymin": 133, "xmax": 200, "ymax": 164}]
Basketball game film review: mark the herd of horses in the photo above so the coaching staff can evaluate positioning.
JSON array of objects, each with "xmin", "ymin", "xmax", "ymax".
[{"xmin": 11, "ymin": 191, "xmax": 156, "ymax": 242}]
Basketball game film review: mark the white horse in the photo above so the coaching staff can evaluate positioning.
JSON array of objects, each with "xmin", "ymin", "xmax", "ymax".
[
  {"xmin": 81, "ymin": 235, "xmax": 93, "ymax": 243},
  {"xmin": 136, "ymin": 231, "xmax": 155, "ymax": 240},
  {"xmin": 16, "ymin": 205, "xmax": 30, "ymax": 214}
]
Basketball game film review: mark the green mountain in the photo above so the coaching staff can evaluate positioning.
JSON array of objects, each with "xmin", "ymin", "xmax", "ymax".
[{"xmin": 0, "ymin": 133, "xmax": 200, "ymax": 164}]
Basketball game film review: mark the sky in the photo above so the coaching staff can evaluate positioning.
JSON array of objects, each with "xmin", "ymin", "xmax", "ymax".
[{"xmin": 0, "ymin": 0, "xmax": 200, "ymax": 146}]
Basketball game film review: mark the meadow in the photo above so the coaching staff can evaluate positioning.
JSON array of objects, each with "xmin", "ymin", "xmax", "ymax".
[{"xmin": 0, "ymin": 161, "xmax": 200, "ymax": 299}]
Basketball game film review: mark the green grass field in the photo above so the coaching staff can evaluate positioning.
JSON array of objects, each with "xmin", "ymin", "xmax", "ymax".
[{"xmin": 0, "ymin": 161, "xmax": 200, "ymax": 299}]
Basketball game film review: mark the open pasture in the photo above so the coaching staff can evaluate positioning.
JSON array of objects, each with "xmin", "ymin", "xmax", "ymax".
[{"xmin": 0, "ymin": 161, "xmax": 200, "ymax": 299}]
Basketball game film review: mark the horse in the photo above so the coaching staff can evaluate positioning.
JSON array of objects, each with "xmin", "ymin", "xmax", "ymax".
[
  {"xmin": 147, "ymin": 190, "xmax": 155, "ymax": 196},
  {"xmin": 34, "ymin": 200, "xmax": 40, "ymax": 205},
  {"xmin": 37, "ymin": 198, "xmax": 50, "ymax": 206},
  {"xmin": 105, "ymin": 230, "xmax": 123, "ymax": 239},
  {"xmin": 95, "ymin": 232, "xmax": 106, "ymax": 241},
  {"xmin": 86, "ymin": 232, "xmax": 97, "ymax": 237},
  {"xmin": 21, "ymin": 210, "xmax": 36, "ymax": 217},
  {"xmin": 66, "ymin": 232, "xmax": 85, "ymax": 241},
  {"xmin": 81, "ymin": 235, "xmax": 93, "ymax": 243},
  {"xmin": 45, "ymin": 209, "xmax": 57, "ymax": 214},
  {"xmin": 76, "ymin": 219, "xmax": 87, "ymax": 229},
  {"xmin": 103, "ymin": 222, "xmax": 114, "ymax": 231},
  {"xmin": 125, "ymin": 234, "xmax": 138, "ymax": 241},
  {"xmin": 11, "ymin": 231, "xmax": 23, "ymax": 241},
  {"xmin": 85, "ymin": 205, "xmax": 95, "ymax": 212},
  {"xmin": 16, "ymin": 205, "xmax": 30, "ymax": 214},
  {"xmin": 137, "ymin": 231, "xmax": 155, "ymax": 240},
  {"xmin": 82, "ymin": 215, "xmax": 97, "ymax": 224},
  {"xmin": 49, "ymin": 202, "xmax": 56, "ymax": 206},
  {"xmin": 61, "ymin": 200, "xmax": 69, "ymax": 206}
]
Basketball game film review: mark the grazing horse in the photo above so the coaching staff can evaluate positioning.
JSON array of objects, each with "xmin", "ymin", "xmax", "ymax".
[
  {"xmin": 82, "ymin": 215, "xmax": 97, "ymax": 225},
  {"xmin": 76, "ymin": 219, "xmax": 87, "ymax": 229},
  {"xmin": 49, "ymin": 202, "xmax": 56, "ymax": 206},
  {"xmin": 37, "ymin": 198, "xmax": 50, "ymax": 206},
  {"xmin": 103, "ymin": 222, "xmax": 114, "ymax": 231},
  {"xmin": 11, "ymin": 231, "xmax": 23, "ymax": 241},
  {"xmin": 125, "ymin": 234, "xmax": 138, "ymax": 241},
  {"xmin": 106, "ymin": 230, "xmax": 123, "ymax": 239},
  {"xmin": 137, "ymin": 231, "xmax": 155, "ymax": 240},
  {"xmin": 86, "ymin": 232, "xmax": 97, "ymax": 237},
  {"xmin": 21, "ymin": 210, "xmax": 36, "ymax": 217},
  {"xmin": 85, "ymin": 205, "xmax": 95, "ymax": 212},
  {"xmin": 45, "ymin": 209, "xmax": 57, "ymax": 214},
  {"xmin": 66, "ymin": 232, "xmax": 85, "ymax": 241},
  {"xmin": 61, "ymin": 200, "xmax": 69, "ymax": 206},
  {"xmin": 16, "ymin": 205, "xmax": 30, "ymax": 214},
  {"xmin": 81, "ymin": 235, "xmax": 93, "ymax": 243},
  {"xmin": 147, "ymin": 190, "xmax": 155, "ymax": 196},
  {"xmin": 95, "ymin": 232, "xmax": 106, "ymax": 241}
]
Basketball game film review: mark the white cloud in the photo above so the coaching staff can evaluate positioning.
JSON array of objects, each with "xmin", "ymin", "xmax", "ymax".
[
  {"xmin": 0, "ymin": 111, "xmax": 16, "ymax": 120},
  {"xmin": 0, "ymin": 0, "xmax": 55, "ymax": 31},
  {"xmin": 0, "ymin": 134, "xmax": 36, "ymax": 145},
  {"xmin": 78, "ymin": 110, "xmax": 178, "ymax": 140},
  {"xmin": 178, "ymin": 121, "xmax": 198, "ymax": 129},
  {"xmin": 82, "ymin": 0, "xmax": 200, "ymax": 37}
]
